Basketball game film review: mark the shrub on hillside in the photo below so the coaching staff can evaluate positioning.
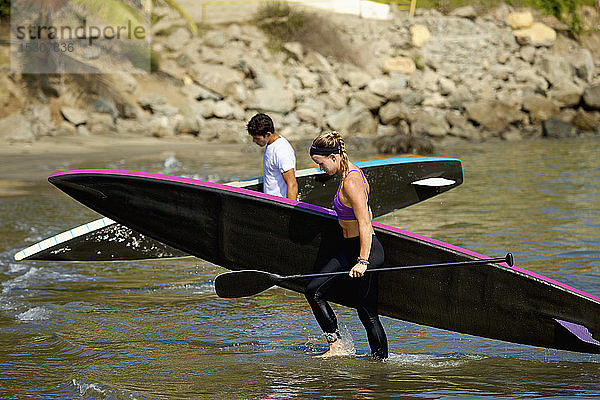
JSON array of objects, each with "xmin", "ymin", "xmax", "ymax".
[{"xmin": 254, "ymin": 1, "xmax": 364, "ymax": 66}]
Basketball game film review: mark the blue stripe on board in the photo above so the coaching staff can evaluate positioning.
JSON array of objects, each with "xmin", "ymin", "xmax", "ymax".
[{"xmin": 309, "ymin": 156, "xmax": 462, "ymax": 173}]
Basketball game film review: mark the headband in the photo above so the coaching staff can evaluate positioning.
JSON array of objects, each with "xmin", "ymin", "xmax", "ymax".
[{"xmin": 309, "ymin": 145, "xmax": 341, "ymax": 156}]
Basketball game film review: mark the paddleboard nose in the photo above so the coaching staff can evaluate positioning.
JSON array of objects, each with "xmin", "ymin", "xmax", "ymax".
[{"xmin": 49, "ymin": 172, "xmax": 107, "ymax": 199}]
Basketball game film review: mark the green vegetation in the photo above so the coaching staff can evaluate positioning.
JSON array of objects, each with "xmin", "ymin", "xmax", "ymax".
[
  {"xmin": 0, "ymin": 0, "xmax": 9, "ymax": 23},
  {"xmin": 254, "ymin": 1, "xmax": 364, "ymax": 65}
]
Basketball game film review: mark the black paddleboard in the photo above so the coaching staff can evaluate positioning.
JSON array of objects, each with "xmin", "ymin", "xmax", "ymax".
[
  {"xmin": 46, "ymin": 169, "xmax": 600, "ymax": 354},
  {"xmin": 16, "ymin": 157, "xmax": 462, "ymax": 261}
]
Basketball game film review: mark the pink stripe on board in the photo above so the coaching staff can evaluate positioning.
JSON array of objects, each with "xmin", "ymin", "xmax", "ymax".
[{"xmin": 374, "ymin": 221, "xmax": 600, "ymax": 304}]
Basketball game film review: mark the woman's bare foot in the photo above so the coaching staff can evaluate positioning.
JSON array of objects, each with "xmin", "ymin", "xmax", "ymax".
[{"xmin": 314, "ymin": 339, "xmax": 349, "ymax": 358}]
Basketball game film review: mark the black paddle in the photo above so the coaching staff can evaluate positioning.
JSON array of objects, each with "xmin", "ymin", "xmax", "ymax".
[{"xmin": 215, "ymin": 253, "xmax": 514, "ymax": 298}]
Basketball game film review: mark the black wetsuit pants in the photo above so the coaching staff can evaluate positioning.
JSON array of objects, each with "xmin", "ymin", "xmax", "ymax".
[{"xmin": 305, "ymin": 234, "xmax": 388, "ymax": 360}]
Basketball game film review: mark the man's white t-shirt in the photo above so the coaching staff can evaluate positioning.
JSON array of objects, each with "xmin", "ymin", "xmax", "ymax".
[{"xmin": 263, "ymin": 137, "xmax": 296, "ymax": 197}]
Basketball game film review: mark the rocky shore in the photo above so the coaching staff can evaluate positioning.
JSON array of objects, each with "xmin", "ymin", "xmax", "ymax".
[{"xmin": 1, "ymin": 3, "xmax": 599, "ymax": 154}]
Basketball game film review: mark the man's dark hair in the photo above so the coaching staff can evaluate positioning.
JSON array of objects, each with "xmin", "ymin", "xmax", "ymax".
[{"xmin": 247, "ymin": 113, "xmax": 274, "ymax": 137}]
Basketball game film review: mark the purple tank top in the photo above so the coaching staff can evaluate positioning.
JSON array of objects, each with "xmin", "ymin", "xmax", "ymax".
[{"xmin": 333, "ymin": 169, "xmax": 369, "ymax": 221}]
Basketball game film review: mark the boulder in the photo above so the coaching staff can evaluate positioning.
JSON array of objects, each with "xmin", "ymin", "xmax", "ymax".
[
  {"xmin": 410, "ymin": 110, "xmax": 450, "ymax": 137},
  {"xmin": 164, "ymin": 27, "xmax": 191, "ymax": 52},
  {"xmin": 379, "ymin": 101, "xmax": 410, "ymax": 125},
  {"xmin": 583, "ymin": 85, "xmax": 600, "ymax": 110},
  {"xmin": 247, "ymin": 88, "xmax": 295, "ymax": 114},
  {"xmin": 283, "ymin": 42, "xmax": 304, "ymax": 61},
  {"xmin": 0, "ymin": 114, "xmax": 36, "ymax": 142},
  {"xmin": 513, "ymin": 23, "xmax": 556, "ymax": 47},
  {"xmin": 203, "ymin": 30, "xmax": 229, "ymax": 48},
  {"xmin": 572, "ymin": 109, "xmax": 600, "ymax": 132},
  {"xmin": 410, "ymin": 25, "xmax": 431, "ymax": 47},
  {"xmin": 465, "ymin": 100, "xmax": 522, "ymax": 131},
  {"xmin": 450, "ymin": 6, "xmax": 477, "ymax": 20},
  {"xmin": 548, "ymin": 80, "xmax": 584, "ymax": 108},
  {"xmin": 325, "ymin": 102, "xmax": 377, "ymax": 135},
  {"xmin": 542, "ymin": 118, "xmax": 580, "ymax": 138},
  {"xmin": 191, "ymin": 63, "xmax": 244, "ymax": 98},
  {"xmin": 570, "ymin": 49, "xmax": 595, "ymax": 83},
  {"xmin": 383, "ymin": 57, "xmax": 416, "ymax": 74},
  {"xmin": 60, "ymin": 107, "xmax": 88, "ymax": 126},
  {"xmin": 506, "ymin": 11, "xmax": 534, "ymax": 29},
  {"xmin": 352, "ymin": 91, "xmax": 386, "ymax": 111},
  {"xmin": 523, "ymin": 95, "xmax": 560, "ymax": 124}
]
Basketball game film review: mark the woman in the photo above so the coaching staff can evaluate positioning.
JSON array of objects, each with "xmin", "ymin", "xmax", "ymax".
[{"xmin": 306, "ymin": 131, "xmax": 388, "ymax": 360}]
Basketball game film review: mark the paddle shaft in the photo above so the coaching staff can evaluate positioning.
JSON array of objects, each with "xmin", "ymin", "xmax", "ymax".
[{"xmin": 279, "ymin": 254, "xmax": 513, "ymax": 281}]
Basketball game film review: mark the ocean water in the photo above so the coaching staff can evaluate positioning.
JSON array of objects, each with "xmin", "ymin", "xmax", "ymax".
[{"xmin": 0, "ymin": 137, "xmax": 599, "ymax": 399}]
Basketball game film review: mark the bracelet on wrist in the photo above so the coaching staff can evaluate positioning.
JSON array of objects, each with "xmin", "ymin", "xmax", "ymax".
[{"xmin": 357, "ymin": 257, "xmax": 370, "ymax": 266}]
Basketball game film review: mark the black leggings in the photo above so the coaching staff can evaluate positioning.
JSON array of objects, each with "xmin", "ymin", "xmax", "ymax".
[{"xmin": 305, "ymin": 234, "xmax": 388, "ymax": 360}]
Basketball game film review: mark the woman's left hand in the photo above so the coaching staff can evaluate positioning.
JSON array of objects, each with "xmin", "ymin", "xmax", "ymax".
[{"xmin": 349, "ymin": 263, "xmax": 367, "ymax": 278}]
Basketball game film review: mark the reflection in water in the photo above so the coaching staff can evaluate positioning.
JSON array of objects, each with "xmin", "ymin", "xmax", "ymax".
[{"xmin": 0, "ymin": 137, "xmax": 598, "ymax": 399}]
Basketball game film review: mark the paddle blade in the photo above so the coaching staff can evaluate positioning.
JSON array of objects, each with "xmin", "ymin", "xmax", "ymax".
[{"xmin": 214, "ymin": 270, "xmax": 281, "ymax": 298}]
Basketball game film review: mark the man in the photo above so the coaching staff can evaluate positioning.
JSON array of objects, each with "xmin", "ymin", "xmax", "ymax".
[{"xmin": 247, "ymin": 113, "xmax": 298, "ymax": 200}]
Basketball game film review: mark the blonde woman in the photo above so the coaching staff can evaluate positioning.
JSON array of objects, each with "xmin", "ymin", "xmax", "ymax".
[{"xmin": 306, "ymin": 132, "xmax": 388, "ymax": 360}]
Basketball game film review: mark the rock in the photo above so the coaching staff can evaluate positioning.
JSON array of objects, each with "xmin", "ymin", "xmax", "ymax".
[
  {"xmin": 296, "ymin": 106, "xmax": 321, "ymax": 124},
  {"xmin": 513, "ymin": 23, "xmax": 556, "ymax": 47},
  {"xmin": 295, "ymin": 68, "xmax": 320, "ymax": 88},
  {"xmin": 572, "ymin": 108, "xmax": 600, "ymax": 132},
  {"xmin": 283, "ymin": 42, "xmax": 304, "ymax": 61},
  {"xmin": 152, "ymin": 103, "xmax": 179, "ymax": 117},
  {"xmin": 60, "ymin": 107, "xmax": 88, "ymax": 126},
  {"xmin": 247, "ymin": 88, "xmax": 295, "ymax": 114},
  {"xmin": 548, "ymin": 80, "xmax": 584, "ymax": 108},
  {"xmin": 176, "ymin": 114, "xmax": 205, "ymax": 135},
  {"xmin": 180, "ymin": 83, "xmax": 221, "ymax": 101},
  {"xmin": 383, "ymin": 57, "xmax": 416, "ymax": 74},
  {"xmin": 304, "ymin": 51, "xmax": 333, "ymax": 72},
  {"xmin": 571, "ymin": 49, "xmax": 595, "ymax": 83},
  {"xmin": 203, "ymin": 30, "xmax": 229, "ymax": 48},
  {"xmin": 542, "ymin": 118, "xmax": 580, "ymax": 138},
  {"xmin": 450, "ymin": 6, "xmax": 477, "ymax": 20},
  {"xmin": 0, "ymin": 114, "xmax": 35, "ymax": 142},
  {"xmin": 352, "ymin": 91, "xmax": 385, "ymax": 111},
  {"xmin": 410, "ymin": 110, "xmax": 450, "ymax": 137},
  {"xmin": 438, "ymin": 77, "xmax": 456, "ymax": 96},
  {"xmin": 379, "ymin": 101, "xmax": 410, "ymax": 125},
  {"xmin": 367, "ymin": 78, "xmax": 390, "ymax": 97},
  {"xmin": 77, "ymin": 125, "xmax": 91, "ymax": 136},
  {"xmin": 501, "ymin": 129, "xmax": 523, "ymax": 141},
  {"xmin": 49, "ymin": 121, "xmax": 77, "ymax": 137},
  {"xmin": 213, "ymin": 101, "xmax": 236, "ymax": 119},
  {"xmin": 523, "ymin": 94, "xmax": 560, "ymax": 124},
  {"xmin": 514, "ymin": 68, "xmax": 548, "ymax": 91},
  {"xmin": 506, "ymin": 11, "xmax": 534, "ymax": 29},
  {"xmin": 395, "ymin": 89, "xmax": 425, "ymax": 107},
  {"xmin": 465, "ymin": 100, "xmax": 522, "ymax": 131},
  {"xmin": 535, "ymin": 53, "xmax": 572, "ymax": 87},
  {"xmin": 243, "ymin": 59, "xmax": 284, "ymax": 90},
  {"xmin": 325, "ymin": 102, "xmax": 377, "ymax": 135},
  {"xmin": 202, "ymin": 118, "xmax": 247, "ymax": 143},
  {"xmin": 111, "ymin": 73, "xmax": 138, "ymax": 93},
  {"xmin": 164, "ymin": 27, "xmax": 191, "ymax": 52},
  {"xmin": 88, "ymin": 113, "xmax": 116, "ymax": 134},
  {"xmin": 582, "ymin": 85, "xmax": 600, "ymax": 110},
  {"xmin": 519, "ymin": 46, "xmax": 536, "ymax": 63},
  {"xmin": 410, "ymin": 25, "xmax": 431, "ymax": 47},
  {"xmin": 191, "ymin": 63, "xmax": 244, "ymax": 98},
  {"xmin": 422, "ymin": 92, "xmax": 449, "ymax": 108},
  {"xmin": 446, "ymin": 86, "xmax": 474, "ymax": 109},
  {"xmin": 337, "ymin": 65, "xmax": 371, "ymax": 89}
]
